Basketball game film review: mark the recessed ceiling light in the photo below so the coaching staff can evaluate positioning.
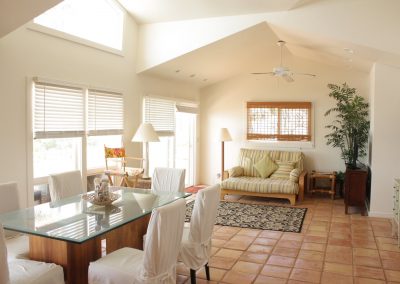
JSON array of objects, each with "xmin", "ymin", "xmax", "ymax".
[
  {"xmin": 175, "ymin": 69, "xmax": 180, "ymax": 73},
  {"xmin": 190, "ymin": 74, "xmax": 196, "ymax": 78},
  {"xmin": 203, "ymin": 79, "xmax": 208, "ymax": 82},
  {"xmin": 344, "ymin": 48, "xmax": 354, "ymax": 54}
]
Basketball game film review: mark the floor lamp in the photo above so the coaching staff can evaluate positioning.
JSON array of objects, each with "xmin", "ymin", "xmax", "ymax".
[
  {"xmin": 220, "ymin": 128, "xmax": 232, "ymax": 180},
  {"xmin": 132, "ymin": 123, "xmax": 160, "ymax": 178}
]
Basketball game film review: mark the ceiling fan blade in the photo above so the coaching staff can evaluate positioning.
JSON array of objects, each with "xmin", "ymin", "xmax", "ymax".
[
  {"xmin": 282, "ymin": 73, "xmax": 294, "ymax": 82},
  {"xmin": 251, "ymin": 72, "xmax": 275, "ymax": 75},
  {"xmin": 292, "ymin": 72, "xmax": 316, "ymax": 77}
]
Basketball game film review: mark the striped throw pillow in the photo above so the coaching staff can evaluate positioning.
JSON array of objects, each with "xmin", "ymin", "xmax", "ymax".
[
  {"xmin": 289, "ymin": 168, "xmax": 301, "ymax": 182},
  {"xmin": 228, "ymin": 166, "xmax": 244, "ymax": 177},
  {"xmin": 270, "ymin": 160, "xmax": 295, "ymax": 180}
]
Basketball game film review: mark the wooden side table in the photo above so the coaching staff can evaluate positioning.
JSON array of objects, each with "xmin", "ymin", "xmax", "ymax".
[{"xmin": 309, "ymin": 171, "xmax": 337, "ymax": 199}]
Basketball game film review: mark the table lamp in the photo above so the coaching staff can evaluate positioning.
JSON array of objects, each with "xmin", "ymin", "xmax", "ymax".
[
  {"xmin": 132, "ymin": 123, "xmax": 160, "ymax": 178},
  {"xmin": 220, "ymin": 128, "xmax": 232, "ymax": 180}
]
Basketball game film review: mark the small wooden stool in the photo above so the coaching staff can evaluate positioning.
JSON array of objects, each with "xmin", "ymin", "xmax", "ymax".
[{"xmin": 309, "ymin": 171, "xmax": 337, "ymax": 199}]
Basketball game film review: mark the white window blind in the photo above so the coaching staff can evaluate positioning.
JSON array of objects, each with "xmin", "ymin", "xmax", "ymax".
[
  {"xmin": 144, "ymin": 97, "xmax": 175, "ymax": 136},
  {"xmin": 88, "ymin": 89, "xmax": 123, "ymax": 135},
  {"xmin": 34, "ymin": 82, "xmax": 84, "ymax": 139}
]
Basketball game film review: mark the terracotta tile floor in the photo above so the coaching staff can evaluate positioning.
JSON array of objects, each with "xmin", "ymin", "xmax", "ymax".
[{"xmin": 177, "ymin": 194, "xmax": 400, "ymax": 283}]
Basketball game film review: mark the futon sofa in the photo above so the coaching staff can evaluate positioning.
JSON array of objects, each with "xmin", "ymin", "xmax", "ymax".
[{"xmin": 221, "ymin": 148, "xmax": 307, "ymax": 205}]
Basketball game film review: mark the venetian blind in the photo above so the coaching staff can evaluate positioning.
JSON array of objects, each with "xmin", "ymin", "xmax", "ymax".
[
  {"xmin": 88, "ymin": 89, "xmax": 123, "ymax": 135},
  {"xmin": 34, "ymin": 82, "xmax": 84, "ymax": 139},
  {"xmin": 247, "ymin": 102, "xmax": 312, "ymax": 142},
  {"xmin": 144, "ymin": 97, "xmax": 175, "ymax": 136}
]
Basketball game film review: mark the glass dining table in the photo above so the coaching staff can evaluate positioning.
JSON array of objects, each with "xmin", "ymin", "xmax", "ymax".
[{"xmin": 0, "ymin": 187, "xmax": 190, "ymax": 284}]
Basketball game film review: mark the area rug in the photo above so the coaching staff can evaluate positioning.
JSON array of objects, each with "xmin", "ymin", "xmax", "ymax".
[{"xmin": 185, "ymin": 201, "xmax": 307, "ymax": 233}]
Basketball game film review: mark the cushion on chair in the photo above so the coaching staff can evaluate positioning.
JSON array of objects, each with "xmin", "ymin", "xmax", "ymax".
[
  {"xmin": 179, "ymin": 185, "xmax": 221, "ymax": 270},
  {"xmin": 253, "ymin": 156, "xmax": 278, "ymax": 179},
  {"xmin": 270, "ymin": 160, "xmax": 296, "ymax": 180},
  {"xmin": 8, "ymin": 259, "xmax": 64, "ymax": 284},
  {"xmin": 48, "ymin": 170, "xmax": 84, "ymax": 201},
  {"xmin": 228, "ymin": 166, "xmax": 243, "ymax": 177}
]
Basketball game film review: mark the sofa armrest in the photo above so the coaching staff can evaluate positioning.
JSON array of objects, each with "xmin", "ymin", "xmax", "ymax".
[
  {"xmin": 222, "ymin": 171, "xmax": 229, "ymax": 181},
  {"xmin": 298, "ymin": 170, "xmax": 307, "ymax": 202}
]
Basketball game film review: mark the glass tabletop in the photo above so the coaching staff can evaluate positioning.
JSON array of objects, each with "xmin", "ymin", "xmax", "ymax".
[{"xmin": 0, "ymin": 187, "xmax": 190, "ymax": 244}]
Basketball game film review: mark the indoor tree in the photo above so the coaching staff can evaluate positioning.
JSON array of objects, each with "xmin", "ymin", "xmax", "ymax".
[{"xmin": 324, "ymin": 83, "xmax": 370, "ymax": 169}]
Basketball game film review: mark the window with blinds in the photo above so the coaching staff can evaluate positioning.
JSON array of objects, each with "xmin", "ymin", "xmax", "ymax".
[
  {"xmin": 247, "ymin": 102, "xmax": 312, "ymax": 142},
  {"xmin": 88, "ymin": 90, "xmax": 123, "ymax": 136},
  {"xmin": 34, "ymin": 82, "xmax": 84, "ymax": 139},
  {"xmin": 144, "ymin": 97, "xmax": 175, "ymax": 136}
]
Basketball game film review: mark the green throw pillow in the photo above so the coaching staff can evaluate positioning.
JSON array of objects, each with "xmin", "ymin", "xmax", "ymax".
[
  {"xmin": 228, "ymin": 166, "xmax": 244, "ymax": 177},
  {"xmin": 270, "ymin": 160, "xmax": 296, "ymax": 180},
  {"xmin": 253, "ymin": 155, "xmax": 278, "ymax": 178}
]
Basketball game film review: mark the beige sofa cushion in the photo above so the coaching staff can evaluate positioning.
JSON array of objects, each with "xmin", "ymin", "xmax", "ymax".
[
  {"xmin": 239, "ymin": 148, "xmax": 303, "ymax": 177},
  {"xmin": 221, "ymin": 177, "xmax": 299, "ymax": 195}
]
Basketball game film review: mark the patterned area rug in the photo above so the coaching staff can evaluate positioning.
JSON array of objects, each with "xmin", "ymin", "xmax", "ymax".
[{"xmin": 185, "ymin": 201, "xmax": 307, "ymax": 233}]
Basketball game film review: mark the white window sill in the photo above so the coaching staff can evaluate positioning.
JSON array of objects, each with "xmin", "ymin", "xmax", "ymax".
[{"xmin": 246, "ymin": 140, "xmax": 314, "ymax": 150}]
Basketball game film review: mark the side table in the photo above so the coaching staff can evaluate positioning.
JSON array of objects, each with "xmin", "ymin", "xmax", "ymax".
[{"xmin": 309, "ymin": 171, "xmax": 337, "ymax": 199}]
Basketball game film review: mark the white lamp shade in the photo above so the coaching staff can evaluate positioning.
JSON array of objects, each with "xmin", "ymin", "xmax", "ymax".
[
  {"xmin": 220, "ymin": 128, "xmax": 232, "ymax": 142},
  {"xmin": 132, "ymin": 123, "xmax": 160, "ymax": 142}
]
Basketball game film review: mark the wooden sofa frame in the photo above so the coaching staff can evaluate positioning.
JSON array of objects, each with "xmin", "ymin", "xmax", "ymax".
[{"xmin": 221, "ymin": 170, "xmax": 307, "ymax": 205}]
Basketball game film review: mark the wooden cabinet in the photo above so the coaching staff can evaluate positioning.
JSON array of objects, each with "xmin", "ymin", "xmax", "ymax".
[{"xmin": 344, "ymin": 166, "xmax": 368, "ymax": 215}]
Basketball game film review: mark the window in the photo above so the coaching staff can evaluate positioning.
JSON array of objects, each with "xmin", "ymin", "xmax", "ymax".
[
  {"xmin": 33, "ymin": 0, "xmax": 124, "ymax": 51},
  {"xmin": 247, "ymin": 102, "xmax": 311, "ymax": 142},
  {"xmin": 144, "ymin": 96, "xmax": 197, "ymax": 186},
  {"xmin": 32, "ymin": 79, "xmax": 123, "ymax": 181}
]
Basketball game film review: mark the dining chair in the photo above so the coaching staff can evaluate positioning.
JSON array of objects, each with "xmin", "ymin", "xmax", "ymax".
[
  {"xmin": 88, "ymin": 198, "xmax": 186, "ymax": 284},
  {"xmin": 104, "ymin": 146, "xmax": 144, "ymax": 187},
  {"xmin": 0, "ymin": 224, "xmax": 65, "ymax": 284},
  {"xmin": 179, "ymin": 184, "xmax": 221, "ymax": 284},
  {"xmin": 151, "ymin": 167, "xmax": 186, "ymax": 193},
  {"xmin": 0, "ymin": 182, "xmax": 29, "ymax": 260},
  {"xmin": 48, "ymin": 170, "xmax": 84, "ymax": 201}
]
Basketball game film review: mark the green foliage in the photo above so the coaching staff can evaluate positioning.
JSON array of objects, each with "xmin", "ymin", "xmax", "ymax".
[{"xmin": 324, "ymin": 83, "xmax": 370, "ymax": 168}]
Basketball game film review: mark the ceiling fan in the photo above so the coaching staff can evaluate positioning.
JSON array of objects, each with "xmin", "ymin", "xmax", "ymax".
[{"xmin": 252, "ymin": 40, "xmax": 316, "ymax": 82}]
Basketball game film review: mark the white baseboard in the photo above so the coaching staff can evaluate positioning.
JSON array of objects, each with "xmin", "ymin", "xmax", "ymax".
[{"xmin": 367, "ymin": 210, "xmax": 393, "ymax": 218}]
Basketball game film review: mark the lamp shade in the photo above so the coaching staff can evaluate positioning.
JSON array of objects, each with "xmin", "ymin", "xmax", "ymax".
[
  {"xmin": 131, "ymin": 123, "xmax": 160, "ymax": 142},
  {"xmin": 220, "ymin": 128, "xmax": 232, "ymax": 142}
]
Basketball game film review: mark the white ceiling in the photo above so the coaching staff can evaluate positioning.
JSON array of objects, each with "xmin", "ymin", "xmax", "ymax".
[{"xmin": 117, "ymin": 0, "xmax": 316, "ymax": 24}]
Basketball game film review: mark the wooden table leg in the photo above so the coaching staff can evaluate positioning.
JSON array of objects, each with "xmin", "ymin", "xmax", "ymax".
[
  {"xmin": 29, "ymin": 235, "xmax": 101, "ymax": 284},
  {"xmin": 105, "ymin": 214, "xmax": 151, "ymax": 253}
]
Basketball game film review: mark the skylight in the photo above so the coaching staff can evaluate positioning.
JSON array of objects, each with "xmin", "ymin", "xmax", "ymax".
[{"xmin": 34, "ymin": 0, "xmax": 124, "ymax": 51}]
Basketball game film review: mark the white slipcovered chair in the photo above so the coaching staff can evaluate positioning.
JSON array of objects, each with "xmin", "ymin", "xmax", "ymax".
[
  {"xmin": 151, "ymin": 167, "xmax": 186, "ymax": 193},
  {"xmin": 179, "ymin": 184, "xmax": 221, "ymax": 284},
  {"xmin": 48, "ymin": 170, "xmax": 84, "ymax": 201},
  {"xmin": 0, "ymin": 224, "xmax": 64, "ymax": 284},
  {"xmin": 88, "ymin": 198, "xmax": 186, "ymax": 284},
  {"xmin": 0, "ymin": 182, "xmax": 29, "ymax": 260}
]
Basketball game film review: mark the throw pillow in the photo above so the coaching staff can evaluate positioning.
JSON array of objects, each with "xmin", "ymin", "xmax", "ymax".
[
  {"xmin": 228, "ymin": 166, "xmax": 244, "ymax": 177},
  {"xmin": 253, "ymin": 155, "xmax": 278, "ymax": 178},
  {"xmin": 270, "ymin": 160, "xmax": 296, "ymax": 180},
  {"xmin": 289, "ymin": 168, "xmax": 301, "ymax": 182}
]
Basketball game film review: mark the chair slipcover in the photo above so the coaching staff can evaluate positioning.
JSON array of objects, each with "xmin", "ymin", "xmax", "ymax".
[
  {"xmin": 0, "ymin": 182, "xmax": 29, "ymax": 260},
  {"xmin": 48, "ymin": 170, "xmax": 84, "ymax": 201},
  {"xmin": 179, "ymin": 184, "xmax": 221, "ymax": 270},
  {"xmin": 151, "ymin": 168, "xmax": 186, "ymax": 193},
  {"xmin": 88, "ymin": 198, "xmax": 186, "ymax": 284},
  {"xmin": 0, "ymin": 224, "xmax": 64, "ymax": 284}
]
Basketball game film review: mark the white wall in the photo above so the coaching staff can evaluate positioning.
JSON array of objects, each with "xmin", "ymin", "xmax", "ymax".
[
  {"xmin": 0, "ymin": 15, "xmax": 199, "ymax": 207},
  {"xmin": 369, "ymin": 62, "xmax": 400, "ymax": 217},
  {"xmin": 199, "ymin": 57, "xmax": 369, "ymax": 185}
]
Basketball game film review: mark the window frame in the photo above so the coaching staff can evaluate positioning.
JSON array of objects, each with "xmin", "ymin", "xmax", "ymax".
[
  {"xmin": 27, "ymin": 77, "xmax": 123, "ymax": 205},
  {"xmin": 247, "ymin": 101, "xmax": 312, "ymax": 142},
  {"xmin": 27, "ymin": 0, "xmax": 126, "ymax": 55}
]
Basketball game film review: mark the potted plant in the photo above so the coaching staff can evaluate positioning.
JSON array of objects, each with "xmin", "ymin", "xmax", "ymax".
[{"xmin": 324, "ymin": 83, "xmax": 370, "ymax": 169}]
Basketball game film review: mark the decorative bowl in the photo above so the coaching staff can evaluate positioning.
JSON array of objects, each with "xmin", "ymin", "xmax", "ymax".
[{"xmin": 82, "ymin": 192, "xmax": 120, "ymax": 206}]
